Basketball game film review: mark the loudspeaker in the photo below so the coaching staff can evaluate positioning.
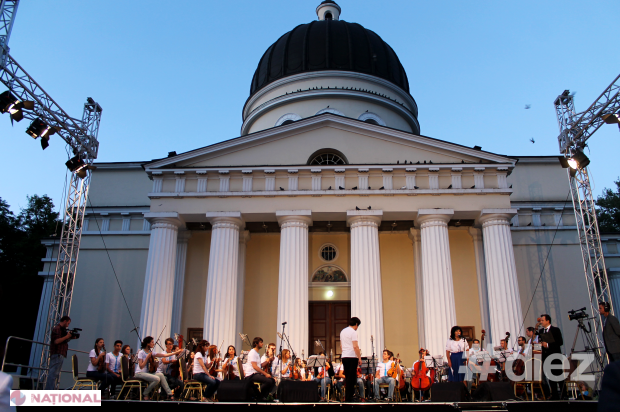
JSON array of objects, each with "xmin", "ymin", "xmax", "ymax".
[
  {"xmin": 472, "ymin": 382, "xmax": 513, "ymax": 401},
  {"xmin": 277, "ymin": 380, "xmax": 320, "ymax": 403},
  {"xmin": 217, "ymin": 379, "xmax": 253, "ymax": 402},
  {"xmin": 431, "ymin": 382, "xmax": 466, "ymax": 402}
]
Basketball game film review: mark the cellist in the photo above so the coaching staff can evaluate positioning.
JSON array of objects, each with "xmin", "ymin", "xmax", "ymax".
[{"xmin": 411, "ymin": 348, "xmax": 432, "ymax": 402}]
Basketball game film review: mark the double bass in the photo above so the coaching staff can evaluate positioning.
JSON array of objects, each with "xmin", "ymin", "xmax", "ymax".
[
  {"xmin": 97, "ymin": 346, "xmax": 107, "ymax": 373},
  {"xmin": 411, "ymin": 349, "xmax": 434, "ymax": 393}
]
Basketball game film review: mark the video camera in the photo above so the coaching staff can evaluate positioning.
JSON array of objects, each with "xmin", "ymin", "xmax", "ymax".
[
  {"xmin": 568, "ymin": 307, "xmax": 588, "ymax": 321},
  {"xmin": 68, "ymin": 328, "xmax": 82, "ymax": 339}
]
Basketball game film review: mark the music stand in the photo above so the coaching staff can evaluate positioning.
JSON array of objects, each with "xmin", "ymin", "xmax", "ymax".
[
  {"xmin": 360, "ymin": 357, "xmax": 374, "ymax": 375},
  {"xmin": 239, "ymin": 350, "xmax": 249, "ymax": 364},
  {"xmin": 307, "ymin": 355, "xmax": 327, "ymax": 399}
]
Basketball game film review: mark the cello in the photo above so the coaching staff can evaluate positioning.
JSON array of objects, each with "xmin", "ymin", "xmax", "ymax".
[
  {"xmin": 411, "ymin": 349, "xmax": 434, "ymax": 398},
  {"xmin": 387, "ymin": 353, "xmax": 406, "ymax": 390},
  {"xmin": 478, "ymin": 329, "xmax": 499, "ymax": 383}
]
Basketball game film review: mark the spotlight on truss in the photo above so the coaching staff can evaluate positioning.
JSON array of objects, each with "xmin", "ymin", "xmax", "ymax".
[
  {"xmin": 26, "ymin": 118, "xmax": 59, "ymax": 149},
  {"xmin": 65, "ymin": 155, "xmax": 93, "ymax": 179},
  {"xmin": 0, "ymin": 90, "xmax": 34, "ymax": 122}
]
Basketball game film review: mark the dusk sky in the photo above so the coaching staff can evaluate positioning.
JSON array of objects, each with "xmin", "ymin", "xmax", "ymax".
[{"xmin": 1, "ymin": 0, "xmax": 619, "ymax": 212}]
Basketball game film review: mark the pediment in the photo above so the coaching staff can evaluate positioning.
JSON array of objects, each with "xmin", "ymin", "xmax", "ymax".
[{"xmin": 145, "ymin": 114, "xmax": 515, "ymax": 170}]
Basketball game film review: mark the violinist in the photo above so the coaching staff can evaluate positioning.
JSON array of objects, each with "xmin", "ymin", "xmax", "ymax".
[
  {"xmin": 293, "ymin": 358, "xmax": 306, "ymax": 381},
  {"xmin": 272, "ymin": 349, "xmax": 292, "ymax": 379},
  {"xmin": 192, "ymin": 340, "xmax": 220, "ymax": 402},
  {"xmin": 516, "ymin": 336, "xmax": 528, "ymax": 357},
  {"xmin": 260, "ymin": 343, "xmax": 276, "ymax": 371},
  {"xmin": 466, "ymin": 339, "xmax": 485, "ymax": 392},
  {"xmin": 86, "ymin": 338, "xmax": 110, "ymax": 393},
  {"xmin": 221, "ymin": 345, "xmax": 240, "ymax": 380},
  {"xmin": 158, "ymin": 338, "xmax": 184, "ymax": 397},
  {"xmin": 446, "ymin": 326, "xmax": 469, "ymax": 383},
  {"xmin": 134, "ymin": 336, "xmax": 175, "ymax": 401},
  {"xmin": 243, "ymin": 337, "xmax": 275, "ymax": 401},
  {"xmin": 334, "ymin": 361, "xmax": 365, "ymax": 399},
  {"xmin": 313, "ymin": 351, "xmax": 330, "ymax": 401},
  {"xmin": 373, "ymin": 350, "xmax": 396, "ymax": 402},
  {"xmin": 105, "ymin": 340, "xmax": 124, "ymax": 399},
  {"xmin": 412, "ymin": 348, "xmax": 431, "ymax": 402}
]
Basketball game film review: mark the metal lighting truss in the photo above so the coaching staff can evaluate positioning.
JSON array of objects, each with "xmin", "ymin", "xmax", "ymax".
[
  {"xmin": 0, "ymin": 0, "xmax": 102, "ymax": 388},
  {"xmin": 554, "ymin": 73, "xmax": 620, "ymax": 387}
]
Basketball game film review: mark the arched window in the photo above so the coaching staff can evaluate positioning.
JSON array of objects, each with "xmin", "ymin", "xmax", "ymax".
[
  {"xmin": 358, "ymin": 112, "xmax": 386, "ymax": 126},
  {"xmin": 325, "ymin": 12, "xmax": 333, "ymax": 20},
  {"xmin": 275, "ymin": 113, "xmax": 302, "ymax": 127},
  {"xmin": 312, "ymin": 265, "xmax": 347, "ymax": 283},
  {"xmin": 307, "ymin": 148, "xmax": 348, "ymax": 165}
]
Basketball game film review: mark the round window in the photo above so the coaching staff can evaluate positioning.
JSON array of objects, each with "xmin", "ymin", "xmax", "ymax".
[{"xmin": 320, "ymin": 244, "xmax": 338, "ymax": 262}]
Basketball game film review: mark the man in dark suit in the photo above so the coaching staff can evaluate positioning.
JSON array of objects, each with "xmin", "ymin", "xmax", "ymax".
[
  {"xmin": 599, "ymin": 301, "xmax": 620, "ymax": 362},
  {"xmin": 539, "ymin": 314, "xmax": 565, "ymax": 400}
]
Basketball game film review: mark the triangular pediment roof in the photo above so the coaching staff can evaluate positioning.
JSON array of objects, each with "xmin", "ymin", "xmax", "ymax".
[{"xmin": 144, "ymin": 114, "xmax": 516, "ymax": 171}]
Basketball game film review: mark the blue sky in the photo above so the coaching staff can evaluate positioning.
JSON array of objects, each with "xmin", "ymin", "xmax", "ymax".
[{"xmin": 1, "ymin": 0, "xmax": 619, "ymax": 212}]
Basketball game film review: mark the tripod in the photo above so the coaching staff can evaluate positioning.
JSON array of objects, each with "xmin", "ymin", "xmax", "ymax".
[{"xmin": 570, "ymin": 316, "xmax": 605, "ymax": 390}]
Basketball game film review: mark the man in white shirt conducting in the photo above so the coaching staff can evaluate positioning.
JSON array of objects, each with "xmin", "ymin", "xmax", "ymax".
[
  {"xmin": 340, "ymin": 317, "xmax": 362, "ymax": 402},
  {"xmin": 373, "ymin": 350, "xmax": 396, "ymax": 402}
]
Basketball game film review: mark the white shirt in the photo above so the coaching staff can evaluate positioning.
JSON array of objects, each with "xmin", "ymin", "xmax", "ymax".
[
  {"xmin": 340, "ymin": 326, "xmax": 358, "ymax": 358},
  {"xmin": 223, "ymin": 356, "xmax": 239, "ymax": 377},
  {"xmin": 333, "ymin": 363, "xmax": 344, "ymax": 381},
  {"xmin": 272, "ymin": 358, "xmax": 291, "ymax": 377},
  {"xmin": 135, "ymin": 350, "xmax": 149, "ymax": 374},
  {"xmin": 376, "ymin": 360, "xmax": 394, "ymax": 377},
  {"xmin": 157, "ymin": 352, "xmax": 177, "ymax": 374},
  {"xmin": 194, "ymin": 352, "xmax": 212, "ymax": 375},
  {"xmin": 445, "ymin": 338, "xmax": 469, "ymax": 353},
  {"xmin": 245, "ymin": 349, "xmax": 262, "ymax": 377},
  {"xmin": 106, "ymin": 352, "xmax": 123, "ymax": 374},
  {"xmin": 87, "ymin": 349, "xmax": 101, "ymax": 372}
]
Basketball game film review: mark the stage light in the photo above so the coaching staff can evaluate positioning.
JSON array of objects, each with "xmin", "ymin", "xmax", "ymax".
[
  {"xmin": 66, "ymin": 155, "xmax": 88, "ymax": 178},
  {"xmin": 567, "ymin": 150, "xmax": 590, "ymax": 170},
  {"xmin": 326, "ymin": 290, "xmax": 334, "ymax": 298},
  {"xmin": 0, "ymin": 90, "xmax": 34, "ymax": 122},
  {"xmin": 26, "ymin": 118, "xmax": 59, "ymax": 150}
]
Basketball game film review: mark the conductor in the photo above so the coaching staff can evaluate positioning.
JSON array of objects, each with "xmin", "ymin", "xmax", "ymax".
[{"xmin": 340, "ymin": 317, "xmax": 362, "ymax": 402}]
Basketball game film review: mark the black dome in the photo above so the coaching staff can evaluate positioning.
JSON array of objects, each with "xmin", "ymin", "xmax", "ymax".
[{"xmin": 250, "ymin": 20, "xmax": 410, "ymax": 97}]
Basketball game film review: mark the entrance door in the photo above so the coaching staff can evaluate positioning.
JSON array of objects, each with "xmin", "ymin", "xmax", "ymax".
[{"xmin": 309, "ymin": 301, "xmax": 351, "ymax": 359}]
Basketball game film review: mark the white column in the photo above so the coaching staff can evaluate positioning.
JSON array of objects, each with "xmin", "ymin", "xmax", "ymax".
[
  {"xmin": 479, "ymin": 209, "xmax": 523, "ymax": 346},
  {"xmin": 204, "ymin": 212, "xmax": 243, "ymax": 348},
  {"xmin": 29, "ymin": 272, "xmax": 54, "ymax": 376},
  {"xmin": 468, "ymin": 227, "xmax": 491, "ymax": 341},
  {"xmin": 609, "ymin": 273, "xmax": 620, "ymax": 314},
  {"xmin": 408, "ymin": 228, "xmax": 425, "ymax": 348},
  {"xmin": 139, "ymin": 212, "xmax": 183, "ymax": 343},
  {"xmin": 417, "ymin": 209, "xmax": 456, "ymax": 357},
  {"xmin": 171, "ymin": 229, "xmax": 192, "ymax": 336},
  {"xmin": 276, "ymin": 210, "xmax": 312, "ymax": 358},
  {"xmin": 347, "ymin": 210, "xmax": 384, "ymax": 356},
  {"xmin": 235, "ymin": 230, "xmax": 250, "ymax": 349}
]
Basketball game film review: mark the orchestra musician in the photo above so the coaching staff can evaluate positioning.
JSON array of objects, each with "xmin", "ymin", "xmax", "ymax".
[
  {"xmin": 260, "ymin": 343, "xmax": 276, "ymax": 371},
  {"xmin": 134, "ymin": 336, "xmax": 176, "ymax": 401},
  {"xmin": 104, "ymin": 340, "xmax": 124, "ymax": 399},
  {"xmin": 340, "ymin": 317, "xmax": 362, "ymax": 403},
  {"xmin": 221, "ymin": 345, "xmax": 240, "ymax": 380},
  {"xmin": 412, "ymin": 348, "xmax": 431, "ymax": 402},
  {"xmin": 294, "ymin": 358, "xmax": 307, "ymax": 381},
  {"xmin": 446, "ymin": 326, "xmax": 469, "ymax": 383},
  {"xmin": 158, "ymin": 338, "xmax": 184, "ymax": 397},
  {"xmin": 313, "ymin": 351, "xmax": 329, "ymax": 401},
  {"xmin": 86, "ymin": 338, "xmax": 110, "ymax": 393},
  {"xmin": 333, "ymin": 361, "xmax": 365, "ymax": 400},
  {"xmin": 466, "ymin": 339, "xmax": 482, "ymax": 392},
  {"xmin": 243, "ymin": 337, "xmax": 276, "ymax": 401},
  {"xmin": 373, "ymin": 349, "xmax": 396, "ymax": 402},
  {"xmin": 192, "ymin": 340, "xmax": 220, "ymax": 402},
  {"xmin": 121, "ymin": 345, "xmax": 134, "ymax": 378},
  {"xmin": 516, "ymin": 336, "xmax": 528, "ymax": 357},
  {"xmin": 271, "ymin": 349, "xmax": 292, "ymax": 379}
]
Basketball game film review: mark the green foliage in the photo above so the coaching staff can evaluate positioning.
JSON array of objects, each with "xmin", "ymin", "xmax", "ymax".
[{"xmin": 596, "ymin": 178, "xmax": 620, "ymax": 233}]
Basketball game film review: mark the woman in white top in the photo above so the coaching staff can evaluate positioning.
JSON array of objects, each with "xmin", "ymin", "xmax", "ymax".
[
  {"xmin": 445, "ymin": 326, "xmax": 469, "ymax": 383},
  {"xmin": 192, "ymin": 340, "xmax": 221, "ymax": 401},
  {"xmin": 271, "ymin": 349, "xmax": 292, "ymax": 379},
  {"xmin": 221, "ymin": 345, "xmax": 240, "ymax": 380},
  {"xmin": 86, "ymin": 338, "xmax": 109, "ymax": 391},
  {"xmin": 134, "ymin": 336, "xmax": 178, "ymax": 401}
]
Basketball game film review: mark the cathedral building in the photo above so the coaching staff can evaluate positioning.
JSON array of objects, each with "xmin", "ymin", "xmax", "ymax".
[{"xmin": 33, "ymin": 1, "xmax": 598, "ymax": 384}]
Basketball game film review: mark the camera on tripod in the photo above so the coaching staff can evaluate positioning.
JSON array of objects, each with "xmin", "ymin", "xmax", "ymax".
[
  {"xmin": 68, "ymin": 328, "xmax": 82, "ymax": 339},
  {"xmin": 568, "ymin": 307, "xmax": 588, "ymax": 321}
]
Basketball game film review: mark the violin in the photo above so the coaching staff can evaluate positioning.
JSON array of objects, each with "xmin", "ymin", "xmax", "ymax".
[
  {"xmin": 148, "ymin": 349, "xmax": 159, "ymax": 373},
  {"xmin": 170, "ymin": 334, "xmax": 185, "ymax": 379},
  {"xmin": 292, "ymin": 359, "xmax": 301, "ymax": 380},
  {"xmin": 262, "ymin": 347, "xmax": 275, "ymax": 374},
  {"xmin": 411, "ymin": 349, "xmax": 433, "ymax": 392},
  {"xmin": 97, "ymin": 346, "xmax": 107, "ymax": 373},
  {"xmin": 387, "ymin": 353, "xmax": 405, "ymax": 389}
]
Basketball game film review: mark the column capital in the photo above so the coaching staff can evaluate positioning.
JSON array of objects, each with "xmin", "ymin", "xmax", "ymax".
[
  {"xmin": 408, "ymin": 228, "xmax": 421, "ymax": 243},
  {"xmin": 144, "ymin": 212, "xmax": 184, "ymax": 229},
  {"xmin": 416, "ymin": 209, "xmax": 453, "ymax": 227},
  {"xmin": 478, "ymin": 209, "xmax": 517, "ymax": 227},
  {"xmin": 206, "ymin": 212, "xmax": 245, "ymax": 230},
  {"xmin": 346, "ymin": 210, "xmax": 382, "ymax": 228},
  {"xmin": 276, "ymin": 210, "xmax": 313, "ymax": 228}
]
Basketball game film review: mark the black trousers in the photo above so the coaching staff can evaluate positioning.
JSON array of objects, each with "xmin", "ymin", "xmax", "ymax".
[
  {"xmin": 342, "ymin": 357, "xmax": 358, "ymax": 402},
  {"xmin": 246, "ymin": 373, "xmax": 275, "ymax": 399},
  {"xmin": 542, "ymin": 357, "xmax": 566, "ymax": 399}
]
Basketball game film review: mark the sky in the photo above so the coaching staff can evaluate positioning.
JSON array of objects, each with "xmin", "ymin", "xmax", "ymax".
[{"xmin": 1, "ymin": 0, "xmax": 619, "ymax": 213}]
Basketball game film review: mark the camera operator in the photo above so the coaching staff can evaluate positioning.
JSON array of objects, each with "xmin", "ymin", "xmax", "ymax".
[
  {"xmin": 45, "ymin": 316, "xmax": 73, "ymax": 390},
  {"xmin": 599, "ymin": 302, "xmax": 620, "ymax": 362},
  {"xmin": 539, "ymin": 314, "xmax": 565, "ymax": 400}
]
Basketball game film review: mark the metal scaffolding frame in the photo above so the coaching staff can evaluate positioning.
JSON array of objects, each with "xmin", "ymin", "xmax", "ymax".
[
  {"xmin": 553, "ymin": 74, "xmax": 620, "ymax": 389},
  {"xmin": 0, "ymin": 0, "xmax": 102, "ymax": 388}
]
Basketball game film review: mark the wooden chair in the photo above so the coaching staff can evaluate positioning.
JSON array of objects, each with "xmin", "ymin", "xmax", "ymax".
[
  {"xmin": 118, "ymin": 357, "xmax": 148, "ymax": 400},
  {"xmin": 513, "ymin": 357, "xmax": 546, "ymax": 401},
  {"xmin": 70, "ymin": 355, "xmax": 98, "ymax": 390},
  {"xmin": 180, "ymin": 358, "xmax": 205, "ymax": 401}
]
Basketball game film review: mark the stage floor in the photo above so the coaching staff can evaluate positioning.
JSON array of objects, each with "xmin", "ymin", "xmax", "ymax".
[{"xmin": 103, "ymin": 400, "xmax": 598, "ymax": 411}]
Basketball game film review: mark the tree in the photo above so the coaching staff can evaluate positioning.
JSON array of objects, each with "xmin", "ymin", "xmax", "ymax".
[{"xmin": 596, "ymin": 178, "xmax": 620, "ymax": 233}]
